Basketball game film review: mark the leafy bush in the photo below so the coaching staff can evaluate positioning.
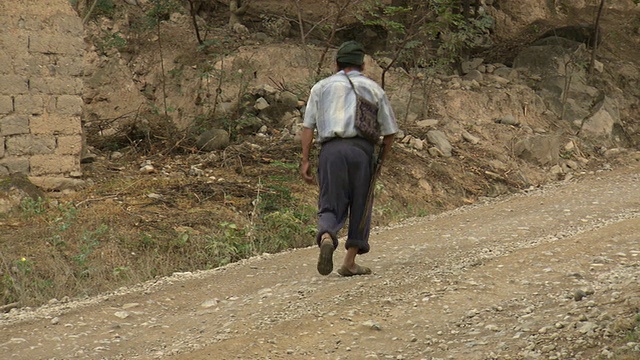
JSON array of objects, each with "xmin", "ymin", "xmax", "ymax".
[{"xmin": 96, "ymin": 31, "xmax": 127, "ymax": 55}]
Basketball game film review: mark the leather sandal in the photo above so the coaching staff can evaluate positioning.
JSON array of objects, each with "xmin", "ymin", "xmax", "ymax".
[
  {"xmin": 317, "ymin": 237, "xmax": 334, "ymax": 275},
  {"xmin": 337, "ymin": 264, "xmax": 372, "ymax": 277}
]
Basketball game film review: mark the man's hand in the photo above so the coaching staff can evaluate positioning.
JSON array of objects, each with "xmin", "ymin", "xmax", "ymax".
[
  {"xmin": 300, "ymin": 160, "xmax": 315, "ymax": 185},
  {"xmin": 300, "ymin": 127, "xmax": 316, "ymax": 185}
]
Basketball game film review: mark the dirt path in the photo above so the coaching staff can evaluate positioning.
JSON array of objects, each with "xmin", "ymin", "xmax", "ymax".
[{"xmin": 2, "ymin": 163, "xmax": 639, "ymax": 360}]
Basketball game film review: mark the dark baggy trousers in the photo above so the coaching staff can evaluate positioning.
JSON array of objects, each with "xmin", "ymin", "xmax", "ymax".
[{"xmin": 316, "ymin": 137, "xmax": 374, "ymax": 255}]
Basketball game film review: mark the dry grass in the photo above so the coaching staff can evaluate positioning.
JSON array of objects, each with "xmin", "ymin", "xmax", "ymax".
[
  {"xmin": 0, "ymin": 143, "xmax": 322, "ymax": 307},
  {"xmin": 0, "ymin": 132, "xmax": 527, "ymax": 308}
]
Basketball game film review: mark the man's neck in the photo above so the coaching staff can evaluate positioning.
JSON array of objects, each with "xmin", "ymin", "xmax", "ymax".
[{"xmin": 341, "ymin": 68, "xmax": 361, "ymax": 75}]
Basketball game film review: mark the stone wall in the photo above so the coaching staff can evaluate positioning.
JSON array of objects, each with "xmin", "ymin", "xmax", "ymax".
[{"xmin": 0, "ymin": 0, "xmax": 84, "ymax": 189}]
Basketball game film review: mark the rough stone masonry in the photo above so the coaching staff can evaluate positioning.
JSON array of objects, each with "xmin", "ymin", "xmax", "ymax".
[{"xmin": 0, "ymin": 0, "xmax": 84, "ymax": 190}]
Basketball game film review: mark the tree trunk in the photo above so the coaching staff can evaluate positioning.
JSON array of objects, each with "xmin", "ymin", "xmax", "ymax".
[
  {"xmin": 589, "ymin": 0, "xmax": 605, "ymax": 76},
  {"xmin": 462, "ymin": 0, "xmax": 470, "ymax": 21},
  {"xmin": 229, "ymin": 0, "xmax": 250, "ymax": 27},
  {"xmin": 187, "ymin": 0, "xmax": 203, "ymax": 44}
]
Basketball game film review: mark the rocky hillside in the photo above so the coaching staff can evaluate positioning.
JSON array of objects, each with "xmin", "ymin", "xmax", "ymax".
[
  {"xmin": 1, "ymin": 0, "xmax": 639, "ymax": 309},
  {"xmin": 79, "ymin": 0, "xmax": 640, "ymax": 223},
  {"xmin": 83, "ymin": 0, "xmax": 640, "ymax": 179}
]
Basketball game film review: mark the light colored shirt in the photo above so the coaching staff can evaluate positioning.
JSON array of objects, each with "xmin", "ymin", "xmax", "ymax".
[{"xmin": 303, "ymin": 70, "xmax": 398, "ymax": 143}]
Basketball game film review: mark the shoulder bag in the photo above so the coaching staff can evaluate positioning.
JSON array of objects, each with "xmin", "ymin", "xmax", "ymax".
[{"xmin": 344, "ymin": 74, "xmax": 381, "ymax": 144}]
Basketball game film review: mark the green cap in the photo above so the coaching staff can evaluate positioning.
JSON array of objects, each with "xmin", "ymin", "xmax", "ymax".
[{"xmin": 336, "ymin": 41, "xmax": 365, "ymax": 66}]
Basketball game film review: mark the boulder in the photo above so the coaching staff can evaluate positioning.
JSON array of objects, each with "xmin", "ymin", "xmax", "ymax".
[
  {"xmin": 461, "ymin": 58, "xmax": 484, "ymax": 74},
  {"xmin": 277, "ymin": 91, "xmax": 299, "ymax": 109},
  {"xmin": 463, "ymin": 70, "xmax": 484, "ymax": 82},
  {"xmin": 513, "ymin": 44, "xmax": 587, "ymax": 77},
  {"xmin": 196, "ymin": 129, "xmax": 230, "ymax": 151},
  {"xmin": 537, "ymin": 24, "xmax": 601, "ymax": 48},
  {"xmin": 537, "ymin": 75, "xmax": 600, "ymax": 122},
  {"xmin": 426, "ymin": 130, "xmax": 452, "ymax": 157},
  {"xmin": 514, "ymin": 134, "xmax": 560, "ymax": 166},
  {"xmin": 579, "ymin": 96, "xmax": 621, "ymax": 141}
]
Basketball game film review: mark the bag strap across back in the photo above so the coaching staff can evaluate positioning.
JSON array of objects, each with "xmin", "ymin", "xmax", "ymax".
[{"xmin": 343, "ymin": 72, "xmax": 359, "ymax": 96}]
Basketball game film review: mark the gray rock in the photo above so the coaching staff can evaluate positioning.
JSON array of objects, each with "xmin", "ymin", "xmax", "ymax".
[
  {"xmin": 214, "ymin": 101, "xmax": 237, "ymax": 117},
  {"xmin": 537, "ymin": 75, "xmax": 600, "ymax": 122},
  {"xmin": 416, "ymin": 119, "xmax": 439, "ymax": 128},
  {"xmin": 409, "ymin": 137, "xmax": 424, "ymax": 150},
  {"xmin": 462, "ymin": 130, "xmax": 480, "ymax": 144},
  {"xmin": 463, "ymin": 70, "xmax": 484, "ymax": 82},
  {"xmin": 277, "ymin": 91, "xmax": 299, "ymax": 109},
  {"xmin": 114, "ymin": 311, "xmax": 130, "ymax": 319},
  {"xmin": 603, "ymin": 148, "xmax": 624, "ymax": 158},
  {"xmin": 139, "ymin": 164, "xmax": 155, "ymax": 174},
  {"xmin": 579, "ymin": 96, "xmax": 621, "ymax": 140},
  {"xmin": 254, "ymin": 97, "xmax": 270, "ymax": 111},
  {"xmin": 27, "ymin": 177, "xmax": 85, "ymax": 191},
  {"xmin": 593, "ymin": 59, "xmax": 604, "ymax": 73},
  {"xmin": 362, "ymin": 320, "xmax": 382, "ymax": 330},
  {"xmin": 461, "ymin": 58, "xmax": 484, "ymax": 74},
  {"xmin": 254, "ymin": 84, "xmax": 278, "ymax": 97},
  {"xmin": 200, "ymin": 299, "xmax": 219, "ymax": 308},
  {"xmin": 550, "ymin": 164, "xmax": 564, "ymax": 180},
  {"xmin": 426, "ymin": 130, "xmax": 452, "ymax": 157},
  {"xmin": 235, "ymin": 115, "xmax": 265, "ymax": 135},
  {"xmin": 418, "ymin": 179, "xmax": 432, "ymax": 195},
  {"xmin": 280, "ymin": 111, "xmax": 300, "ymax": 128},
  {"xmin": 489, "ymin": 159, "xmax": 507, "ymax": 171},
  {"xmin": 514, "ymin": 135, "xmax": 561, "ymax": 166},
  {"xmin": 428, "ymin": 147, "xmax": 444, "ymax": 157},
  {"xmin": 485, "ymin": 74, "xmax": 511, "ymax": 86},
  {"xmin": 493, "ymin": 67, "xmax": 518, "ymax": 80},
  {"xmin": 513, "ymin": 44, "xmax": 587, "ymax": 77},
  {"xmin": 81, "ymin": 151, "xmax": 97, "ymax": 164},
  {"xmin": 494, "ymin": 114, "xmax": 520, "ymax": 127},
  {"xmin": 252, "ymin": 32, "xmax": 271, "ymax": 43},
  {"xmin": 196, "ymin": 129, "xmax": 230, "ymax": 151},
  {"xmin": 232, "ymin": 23, "xmax": 249, "ymax": 35},
  {"xmin": 577, "ymin": 321, "xmax": 598, "ymax": 334}
]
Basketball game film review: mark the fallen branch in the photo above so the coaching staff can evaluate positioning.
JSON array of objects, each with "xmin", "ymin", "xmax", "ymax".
[{"xmin": 0, "ymin": 302, "xmax": 19, "ymax": 313}]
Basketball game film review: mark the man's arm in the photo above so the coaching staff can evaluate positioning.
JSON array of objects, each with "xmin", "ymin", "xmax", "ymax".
[
  {"xmin": 300, "ymin": 126, "xmax": 315, "ymax": 184},
  {"xmin": 375, "ymin": 87, "xmax": 397, "ymax": 167}
]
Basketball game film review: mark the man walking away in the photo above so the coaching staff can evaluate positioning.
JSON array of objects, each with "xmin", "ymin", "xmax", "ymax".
[{"xmin": 299, "ymin": 41, "xmax": 398, "ymax": 276}]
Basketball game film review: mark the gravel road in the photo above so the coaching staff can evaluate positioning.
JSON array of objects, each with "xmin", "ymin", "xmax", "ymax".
[{"xmin": 1, "ymin": 162, "xmax": 639, "ymax": 360}]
